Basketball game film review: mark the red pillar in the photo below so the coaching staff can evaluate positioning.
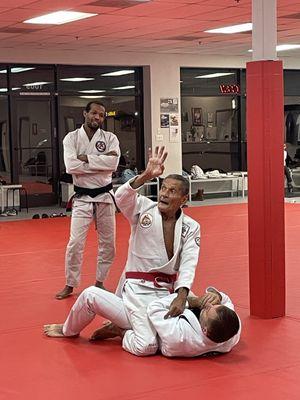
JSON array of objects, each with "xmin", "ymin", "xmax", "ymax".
[{"xmin": 247, "ymin": 60, "xmax": 285, "ymax": 318}]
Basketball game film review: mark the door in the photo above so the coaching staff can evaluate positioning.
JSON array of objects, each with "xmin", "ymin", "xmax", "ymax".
[{"xmin": 11, "ymin": 97, "xmax": 58, "ymax": 207}]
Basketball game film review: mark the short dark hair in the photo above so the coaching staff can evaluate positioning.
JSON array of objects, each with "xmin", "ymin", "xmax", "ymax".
[
  {"xmin": 164, "ymin": 174, "xmax": 189, "ymax": 195},
  {"xmin": 206, "ymin": 306, "xmax": 240, "ymax": 343},
  {"xmin": 85, "ymin": 101, "xmax": 106, "ymax": 113}
]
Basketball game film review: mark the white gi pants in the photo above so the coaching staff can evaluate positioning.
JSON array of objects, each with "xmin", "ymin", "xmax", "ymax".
[
  {"xmin": 63, "ymin": 286, "xmax": 131, "ymax": 336},
  {"xmin": 63, "ymin": 283, "xmax": 170, "ymax": 358},
  {"xmin": 65, "ymin": 199, "xmax": 116, "ymax": 287},
  {"xmin": 121, "ymin": 280, "xmax": 170, "ymax": 357}
]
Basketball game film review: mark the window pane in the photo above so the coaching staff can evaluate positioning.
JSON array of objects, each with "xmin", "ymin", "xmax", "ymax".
[
  {"xmin": 10, "ymin": 65, "xmax": 55, "ymax": 94},
  {"xmin": 58, "ymin": 96, "xmax": 140, "ymax": 180},
  {"xmin": 0, "ymin": 95, "xmax": 10, "ymax": 183},
  {"xmin": 58, "ymin": 66, "xmax": 139, "ymax": 96}
]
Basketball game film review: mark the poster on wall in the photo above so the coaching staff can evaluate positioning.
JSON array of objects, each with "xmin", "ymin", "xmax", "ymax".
[
  {"xmin": 170, "ymin": 114, "xmax": 179, "ymax": 126},
  {"xmin": 160, "ymin": 114, "xmax": 170, "ymax": 128},
  {"xmin": 160, "ymin": 98, "xmax": 179, "ymax": 113},
  {"xmin": 192, "ymin": 107, "xmax": 203, "ymax": 126},
  {"xmin": 169, "ymin": 126, "xmax": 180, "ymax": 143}
]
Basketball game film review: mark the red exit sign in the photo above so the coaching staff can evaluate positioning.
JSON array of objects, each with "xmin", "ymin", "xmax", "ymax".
[{"xmin": 219, "ymin": 84, "xmax": 240, "ymax": 94}]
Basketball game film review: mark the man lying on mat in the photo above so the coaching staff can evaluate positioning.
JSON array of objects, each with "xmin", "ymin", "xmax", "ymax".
[
  {"xmin": 44, "ymin": 286, "xmax": 241, "ymax": 358},
  {"xmin": 44, "ymin": 146, "xmax": 201, "ymax": 357}
]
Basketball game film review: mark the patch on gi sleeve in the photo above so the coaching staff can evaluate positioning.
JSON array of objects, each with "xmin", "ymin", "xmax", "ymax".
[
  {"xmin": 195, "ymin": 237, "xmax": 200, "ymax": 247},
  {"xmin": 139, "ymin": 213, "xmax": 153, "ymax": 228},
  {"xmin": 95, "ymin": 141, "xmax": 106, "ymax": 152},
  {"xmin": 182, "ymin": 223, "xmax": 190, "ymax": 238}
]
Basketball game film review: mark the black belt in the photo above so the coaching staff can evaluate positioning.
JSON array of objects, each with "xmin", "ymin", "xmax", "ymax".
[{"xmin": 74, "ymin": 183, "xmax": 113, "ymax": 198}]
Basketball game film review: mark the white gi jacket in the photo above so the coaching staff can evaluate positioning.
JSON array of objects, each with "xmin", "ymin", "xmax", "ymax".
[
  {"xmin": 115, "ymin": 179, "xmax": 201, "ymax": 292},
  {"xmin": 148, "ymin": 287, "xmax": 241, "ymax": 358},
  {"xmin": 63, "ymin": 125, "xmax": 120, "ymax": 203}
]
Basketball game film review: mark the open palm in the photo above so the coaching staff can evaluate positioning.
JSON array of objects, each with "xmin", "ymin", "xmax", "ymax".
[{"xmin": 145, "ymin": 146, "xmax": 168, "ymax": 178}]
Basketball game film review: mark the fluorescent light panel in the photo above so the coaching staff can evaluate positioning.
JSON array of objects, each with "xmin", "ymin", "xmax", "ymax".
[
  {"xmin": 0, "ymin": 67, "xmax": 35, "ymax": 74},
  {"xmin": 11, "ymin": 67, "xmax": 35, "ymax": 73},
  {"xmin": 101, "ymin": 70, "xmax": 135, "ymax": 77},
  {"xmin": 205, "ymin": 23, "xmax": 252, "ymax": 34},
  {"xmin": 112, "ymin": 85, "xmax": 135, "ymax": 90},
  {"xmin": 195, "ymin": 73, "xmax": 235, "ymax": 79},
  {"xmin": 60, "ymin": 77, "xmax": 95, "ymax": 82},
  {"xmin": 23, "ymin": 81, "xmax": 51, "ymax": 87},
  {"xmin": 248, "ymin": 44, "xmax": 300, "ymax": 52},
  {"xmin": 79, "ymin": 95, "xmax": 105, "ymax": 99},
  {"xmin": 24, "ymin": 11, "xmax": 97, "ymax": 25},
  {"xmin": 0, "ymin": 87, "xmax": 21, "ymax": 91},
  {"xmin": 78, "ymin": 90, "xmax": 105, "ymax": 93}
]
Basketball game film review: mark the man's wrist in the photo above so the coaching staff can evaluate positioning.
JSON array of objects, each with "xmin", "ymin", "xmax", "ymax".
[{"xmin": 130, "ymin": 172, "xmax": 152, "ymax": 189}]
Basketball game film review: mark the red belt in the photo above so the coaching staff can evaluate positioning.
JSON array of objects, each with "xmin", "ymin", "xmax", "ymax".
[{"xmin": 125, "ymin": 271, "xmax": 177, "ymax": 290}]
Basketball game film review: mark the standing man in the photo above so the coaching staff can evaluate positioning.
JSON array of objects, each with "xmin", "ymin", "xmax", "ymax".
[{"xmin": 56, "ymin": 101, "xmax": 120, "ymax": 300}]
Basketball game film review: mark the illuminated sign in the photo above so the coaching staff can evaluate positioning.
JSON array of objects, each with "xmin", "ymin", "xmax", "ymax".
[
  {"xmin": 106, "ymin": 111, "xmax": 117, "ymax": 117},
  {"xmin": 219, "ymin": 84, "xmax": 240, "ymax": 94}
]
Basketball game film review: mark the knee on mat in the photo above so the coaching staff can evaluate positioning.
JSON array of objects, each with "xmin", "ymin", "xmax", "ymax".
[{"xmin": 133, "ymin": 340, "xmax": 159, "ymax": 357}]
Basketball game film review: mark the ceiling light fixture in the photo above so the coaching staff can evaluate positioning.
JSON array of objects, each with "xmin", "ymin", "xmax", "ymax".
[
  {"xmin": 205, "ymin": 23, "xmax": 252, "ymax": 34},
  {"xmin": 0, "ymin": 67, "xmax": 35, "ymax": 74},
  {"xmin": 60, "ymin": 78, "xmax": 95, "ymax": 82},
  {"xmin": 79, "ymin": 95, "xmax": 105, "ymax": 99},
  {"xmin": 78, "ymin": 90, "xmax": 105, "ymax": 93},
  {"xmin": 112, "ymin": 86, "xmax": 135, "ymax": 90},
  {"xmin": 195, "ymin": 73, "xmax": 235, "ymax": 79},
  {"xmin": 24, "ymin": 11, "xmax": 97, "ymax": 25},
  {"xmin": 11, "ymin": 67, "xmax": 35, "ymax": 73},
  {"xmin": 23, "ymin": 81, "xmax": 51, "ymax": 87},
  {"xmin": 101, "ymin": 70, "xmax": 135, "ymax": 77}
]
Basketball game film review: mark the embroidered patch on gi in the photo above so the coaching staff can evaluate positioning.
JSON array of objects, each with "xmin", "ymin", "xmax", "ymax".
[
  {"xmin": 95, "ymin": 141, "xmax": 106, "ymax": 152},
  {"xmin": 140, "ymin": 213, "xmax": 153, "ymax": 228},
  {"xmin": 195, "ymin": 237, "xmax": 200, "ymax": 247},
  {"xmin": 182, "ymin": 223, "xmax": 190, "ymax": 238}
]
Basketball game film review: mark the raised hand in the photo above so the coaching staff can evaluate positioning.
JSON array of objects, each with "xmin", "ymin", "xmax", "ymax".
[{"xmin": 144, "ymin": 146, "xmax": 168, "ymax": 179}]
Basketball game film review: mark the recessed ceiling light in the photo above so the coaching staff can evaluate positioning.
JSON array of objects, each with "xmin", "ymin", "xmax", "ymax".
[
  {"xmin": 101, "ymin": 70, "xmax": 135, "ymax": 77},
  {"xmin": 79, "ymin": 95, "xmax": 105, "ymax": 99},
  {"xmin": 78, "ymin": 90, "xmax": 105, "ymax": 93},
  {"xmin": 195, "ymin": 73, "xmax": 235, "ymax": 79},
  {"xmin": 112, "ymin": 86, "xmax": 135, "ymax": 90},
  {"xmin": 205, "ymin": 23, "xmax": 252, "ymax": 34},
  {"xmin": 0, "ymin": 87, "xmax": 21, "ymax": 91},
  {"xmin": 0, "ymin": 68, "xmax": 35, "ymax": 74},
  {"xmin": 11, "ymin": 67, "xmax": 35, "ymax": 73},
  {"xmin": 248, "ymin": 44, "xmax": 300, "ymax": 52},
  {"xmin": 24, "ymin": 11, "xmax": 97, "ymax": 25},
  {"xmin": 60, "ymin": 77, "xmax": 95, "ymax": 82},
  {"xmin": 23, "ymin": 81, "xmax": 51, "ymax": 87}
]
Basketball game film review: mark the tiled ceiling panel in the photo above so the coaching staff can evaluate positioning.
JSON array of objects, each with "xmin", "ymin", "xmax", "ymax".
[{"xmin": 0, "ymin": 0, "xmax": 298, "ymax": 57}]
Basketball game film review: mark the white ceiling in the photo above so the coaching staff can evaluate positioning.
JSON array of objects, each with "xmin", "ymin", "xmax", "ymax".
[{"xmin": 0, "ymin": 0, "xmax": 300, "ymax": 57}]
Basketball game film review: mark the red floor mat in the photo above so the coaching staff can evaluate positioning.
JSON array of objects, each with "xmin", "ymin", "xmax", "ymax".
[{"xmin": 1, "ymin": 203, "xmax": 300, "ymax": 400}]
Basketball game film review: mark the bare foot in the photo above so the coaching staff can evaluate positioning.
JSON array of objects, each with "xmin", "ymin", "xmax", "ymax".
[
  {"xmin": 43, "ymin": 324, "xmax": 79, "ymax": 338},
  {"xmin": 94, "ymin": 281, "xmax": 111, "ymax": 292},
  {"xmin": 44, "ymin": 324, "xmax": 65, "ymax": 337},
  {"xmin": 95, "ymin": 281, "xmax": 105, "ymax": 289},
  {"xmin": 89, "ymin": 322, "xmax": 124, "ymax": 341},
  {"xmin": 55, "ymin": 285, "xmax": 73, "ymax": 300}
]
